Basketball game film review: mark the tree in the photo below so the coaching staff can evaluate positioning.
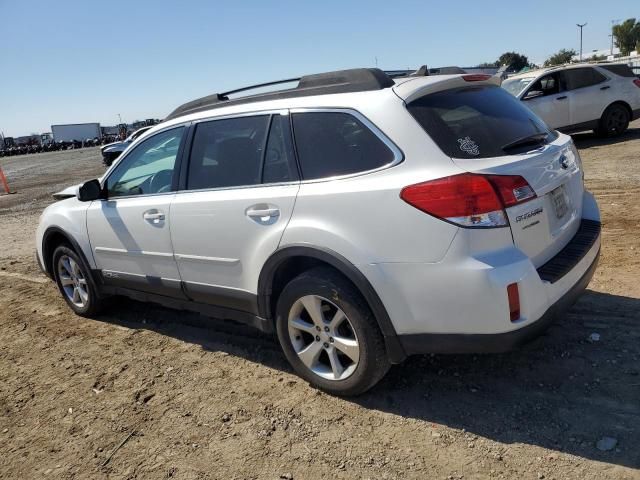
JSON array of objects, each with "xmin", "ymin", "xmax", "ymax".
[
  {"xmin": 612, "ymin": 18, "xmax": 640, "ymax": 56},
  {"xmin": 544, "ymin": 49, "xmax": 576, "ymax": 67},
  {"xmin": 477, "ymin": 61, "xmax": 498, "ymax": 68},
  {"xmin": 497, "ymin": 51, "xmax": 529, "ymax": 71}
]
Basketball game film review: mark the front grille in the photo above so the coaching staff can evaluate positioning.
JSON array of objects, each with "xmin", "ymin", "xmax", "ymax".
[{"xmin": 536, "ymin": 220, "xmax": 601, "ymax": 283}]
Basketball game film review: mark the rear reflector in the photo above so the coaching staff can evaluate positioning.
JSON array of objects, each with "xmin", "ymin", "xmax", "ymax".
[
  {"xmin": 507, "ymin": 283, "xmax": 520, "ymax": 321},
  {"xmin": 400, "ymin": 173, "xmax": 536, "ymax": 228},
  {"xmin": 462, "ymin": 74, "xmax": 492, "ymax": 82},
  {"xmin": 634, "ymin": 79, "xmax": 640, "ymax": 88}
]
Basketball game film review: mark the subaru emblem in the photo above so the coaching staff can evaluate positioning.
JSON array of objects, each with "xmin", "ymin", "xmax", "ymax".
[{"xmin": 559, "ymin": 154, "xmax": 569, "ymax": 169}]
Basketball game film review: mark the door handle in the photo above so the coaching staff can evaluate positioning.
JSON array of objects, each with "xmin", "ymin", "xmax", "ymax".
[
  {"xmin": 246, "ymin": 208, "xmax": 280, "ymax": 218},
  {"xmin": 555, "ymin": 96, "xmax": 567, "ymax": 100},
  {"xmin": 143, "ymin": 210, "xmax": 165, "ymax": 224},
  {"xmin": 600, "ymin": 85, "xmax": 610, "ymax": 90}
]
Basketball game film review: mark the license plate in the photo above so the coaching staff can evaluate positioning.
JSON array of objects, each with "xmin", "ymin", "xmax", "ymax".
[{"xmin": 550, "ymin": 186, "xmax": 568, "ymax": 219}]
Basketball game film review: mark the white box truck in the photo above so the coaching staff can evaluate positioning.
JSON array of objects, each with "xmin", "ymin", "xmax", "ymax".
[{"xmin": 51, "ymin": 123, "xmax": 101, "ymax": 142}]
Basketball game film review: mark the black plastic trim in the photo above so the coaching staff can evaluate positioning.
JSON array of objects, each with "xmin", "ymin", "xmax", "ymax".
[
  {"xmin": 399, "ymin": 246, "xmax": 600, "ymax": 355},
  {"xmin": 557, "ymin": 119, "xmax": 599, "ymax": 134},
  {"xmin": 98, "ymin": 270, "xmax": 187, "ymax": 300},
  {"xmin": 537, "ymin": 220, "xmax": 600, "ymax": 283},
  {"xmin": 258, "ymin": 245, "xmax": 407, "ymax": 363},
  {"xmin": 183, "ymin": 282, "xmax": 259, "ymax": 315},
  {"xmin": 99, "ymin": 284, "xmax": 272, "ymax": 333},
  {"xmin": 41, "ymin": 226, "xmax": 90, "ymax": 279}
]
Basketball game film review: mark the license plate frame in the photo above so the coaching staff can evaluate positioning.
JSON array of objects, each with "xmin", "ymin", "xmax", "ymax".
[{"xmin": 550, "ymin": 185, "xmax": 568, "ymax": 219}]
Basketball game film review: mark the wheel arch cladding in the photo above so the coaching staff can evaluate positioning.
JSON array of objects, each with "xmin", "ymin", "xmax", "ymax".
[
  {"xmin": 258, "ymin": 245, "xmax": 407, "ymax": 363},
  {"xmin": 42, "ymin": 227, "xmax": 89, "ymax": 279},
  {"xmin": 606, "ymin": 100, "xmax": 632, "ymax": 118}
]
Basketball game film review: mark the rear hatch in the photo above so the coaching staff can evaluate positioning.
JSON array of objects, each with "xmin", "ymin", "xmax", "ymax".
[{"xmin": 404, "ymin": 80, "xmax": 583, "ymax": 267}]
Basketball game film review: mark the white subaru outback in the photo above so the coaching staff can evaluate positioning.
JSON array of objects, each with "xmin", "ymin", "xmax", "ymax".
[{"xmin": 36, "ymin": 68, "xmax": 601, "ymax": 395}]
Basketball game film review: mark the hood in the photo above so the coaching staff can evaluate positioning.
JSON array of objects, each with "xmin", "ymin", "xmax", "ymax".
[{"xmin": 52, "ymin": 184, "xmax": 80, "ymax": 200}]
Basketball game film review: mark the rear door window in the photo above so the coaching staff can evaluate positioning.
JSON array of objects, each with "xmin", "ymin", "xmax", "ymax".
[
  {"xmin": 263, "ymin": 115, "xmax": 298, "ymax": 184},
  {"xmin": 187, "ymin": 114, "xmax": 299, "ymax": 190},
  {"xmin": 407, "ymin": 85, "xmax": 557, "ymax": 159},
  {"xmin": 562, "ymin": 68, "xmax": 607, "ymax": 90},
  {"xmin": 187, "ymin": 116, "xmax": 270, "ymax": 190},
  {"xmin": 291, "ymin": 112, "xmax": 395, "ymax": 180}
]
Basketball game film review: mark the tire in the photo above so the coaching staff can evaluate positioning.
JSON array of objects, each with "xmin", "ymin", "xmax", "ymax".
[
  {"xmin": 275, "ymin": 267, "xmax": 390, "ymax": 396},
  {"xmin": 596, "ymin": 104, "xmax": 630, "ymax": 137},
  {"xmin": 52, "ymin": 244, "xmax": 104, "ymax": 317}
]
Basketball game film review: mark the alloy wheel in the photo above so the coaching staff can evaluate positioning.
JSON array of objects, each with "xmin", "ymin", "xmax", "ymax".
[
  {"xmin": 288, "ymin": 295, "xmax": 360, "ymax": 381},
  {"xmin": 57, "ymin": 255, "xmax": 89, "ymax": 308}
]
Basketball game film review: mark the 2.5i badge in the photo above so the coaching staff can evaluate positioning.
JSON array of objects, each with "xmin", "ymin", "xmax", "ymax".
[{"xmin": 458, "ymin": 136, "xmax": 479, "ymax": 156}]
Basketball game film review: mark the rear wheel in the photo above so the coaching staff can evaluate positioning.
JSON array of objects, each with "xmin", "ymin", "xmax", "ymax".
[
  {"xmin": 275, "ymin": 267, "xmax": 390, "ymax": 396},
  {"xmin": 52, "ymin": 245, "xmax": 104, "ymax": 316},
  {"xmin": 596, "ymin": 104, "xmax": 630, "ymax": 137}
]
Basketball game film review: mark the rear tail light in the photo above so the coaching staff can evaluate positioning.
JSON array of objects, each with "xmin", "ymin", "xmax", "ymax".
[
  {"xmin": 486, "ymin": 174, "xmax": 536, "ymax": 207},
  {"xmin": 400, "ymin": 173, "xmax": 536, "ymax": 228},
  {"xmin": 507, "ymin": 283, "xmax": 520, "ymax": 321},
  {"xmin": 462, "ymin": 74, "xmax": 492, "ymax": 82},
  {"xmin": 633, "ymin": 79, "xmax": 640, "ymax": 88}
]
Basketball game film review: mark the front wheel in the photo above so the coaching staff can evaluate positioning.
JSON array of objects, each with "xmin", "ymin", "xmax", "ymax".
[
  {"xmin": 275, "ymin": 267, "xmax": 390, "ymax": 396},
  {"xmin": 596, "ymin": 104, "xmax": 630, "ymax": 137},
  {"xmin": 52, "ymin": 245, "xmax": 104, "ymax": 316}
]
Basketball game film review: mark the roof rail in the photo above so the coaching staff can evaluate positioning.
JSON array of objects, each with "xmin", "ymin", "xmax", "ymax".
[
  {"xmin": 165, "ymin": 68, "xmax": 394, "ymax": 121},
  {"xmin": 385, "ymin": 65, "xmax": 429, "ymax": 78}
]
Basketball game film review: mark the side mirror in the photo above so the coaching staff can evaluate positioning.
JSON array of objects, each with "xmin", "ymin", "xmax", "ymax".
[
  {"xmin": 523, "ymin": 90, "xmax": 544, "ymax": 100},
  {"xmin": 77, "ymin": 179, "xmax": 103, "ymax": 202}
]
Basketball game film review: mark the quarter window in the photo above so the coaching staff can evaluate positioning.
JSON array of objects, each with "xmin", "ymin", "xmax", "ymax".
[
  {"xmin": 562, "ymin": 68, "xmax": 607, "ymax": 90},
  {"xmin": 106, "ymin": 127, "xmax": 184, "ymax": 197},
  {"xmin": 291, "ymin": 112, "xmax": 395, "ymax": 180}
]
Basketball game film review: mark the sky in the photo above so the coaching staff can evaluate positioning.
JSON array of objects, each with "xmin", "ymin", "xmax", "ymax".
[{"xmin": 0, "ymin": 0, "xmax": 638, "ymax": 137}]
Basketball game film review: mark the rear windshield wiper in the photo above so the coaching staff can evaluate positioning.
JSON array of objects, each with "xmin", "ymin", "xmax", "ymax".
[{"xmin": 502, "ymin": 133, "xmax": 549, "ymax": 152}]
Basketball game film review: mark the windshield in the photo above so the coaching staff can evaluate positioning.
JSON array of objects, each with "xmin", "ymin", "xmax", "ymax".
[
  {"xmin": 407, "ymin": 84, "xmax": 556, "ymax": 159},
  {"xmin": 501, "ymin": 77, "xmax": 535, "ymax": 96}
]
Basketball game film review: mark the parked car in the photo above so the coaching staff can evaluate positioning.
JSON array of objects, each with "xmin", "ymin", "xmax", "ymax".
[
  {"xmin": 101, "ymin": 126, "xmax": 153, "ymax": 166},
  {"xmin": 36, "ymin": 68, "xmax": 601, "ymax": 395},
  {"xmin": 502, "ymin": 63, "xmax": 640, "ymax": 137}
]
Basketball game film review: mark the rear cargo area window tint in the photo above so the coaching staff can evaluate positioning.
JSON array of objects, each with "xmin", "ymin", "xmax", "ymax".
[
  {"xmin": 407, "ymin": 85, "xmax": 556, "ymax": 159},
  {"xmin": 600, "ymin": 64, "xmax": 635, "ymax": 77},
  {"xmin": 291, "ymin": 112, "xmax": 394, "ymax": 180}
]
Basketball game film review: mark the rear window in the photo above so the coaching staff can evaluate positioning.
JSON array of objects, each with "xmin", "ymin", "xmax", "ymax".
[{"xmin": 407, "ymin": 85, "xmax": 557, "ymax": 159}]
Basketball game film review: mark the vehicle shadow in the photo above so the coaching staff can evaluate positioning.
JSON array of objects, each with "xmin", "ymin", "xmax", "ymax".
[
  {"xmin": 571, "ymin": 124, "xmax": 640, "ymax": 149},
  {"xmin": 94, "ymin": 289, "xmax": 640, "ymax": 469}
]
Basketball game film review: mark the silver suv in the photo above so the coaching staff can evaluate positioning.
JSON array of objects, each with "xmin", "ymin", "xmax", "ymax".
[{"xmin": 36, "ymin": 68, "xmax": 601, "ymax": 395}]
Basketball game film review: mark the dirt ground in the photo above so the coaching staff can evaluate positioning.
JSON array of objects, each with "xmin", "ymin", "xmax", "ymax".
[{"xmin": 0, "ymin": 123, "xmax": 639, "ymax": 480}]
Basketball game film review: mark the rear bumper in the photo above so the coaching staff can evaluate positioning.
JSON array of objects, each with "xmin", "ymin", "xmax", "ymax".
[{"xmin": 398, "ymin": 244, "xmax": 599, "ymax": 354}]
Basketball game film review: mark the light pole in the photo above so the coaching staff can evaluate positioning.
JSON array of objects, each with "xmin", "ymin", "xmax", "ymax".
[
  {"xmin": 117, "ymin": 113, "xmax": 122, "ymax": 125},
  {"xmin": 576, "ymin": 23, "xmax": 587, "ymax": 61},
  {"xmin": 610, "ymin": 19, "xmax": 621, "ymax": 56}
]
